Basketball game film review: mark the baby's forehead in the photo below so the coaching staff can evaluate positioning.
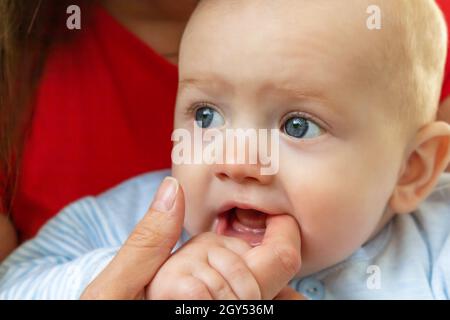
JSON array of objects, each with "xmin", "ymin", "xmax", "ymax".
[
  {"xmin": 191, "ymin": 0, "xmax": 393, "ymax": 41},
  {"xmin": 185, "ymin": 0, "xmax": 396, "ymax": 76},
  {"xmin": 182, "ymin": 1, "xmax": 393, "ymax": 98}
]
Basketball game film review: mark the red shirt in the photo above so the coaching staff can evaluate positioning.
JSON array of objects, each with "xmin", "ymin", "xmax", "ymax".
[
  {"xmin": 12, "ymin": 6, "xmax": 176, "ymax": 240},
  {"xmin": 437, "ymin": 0, "xmax": 450, "ymax": 102}
]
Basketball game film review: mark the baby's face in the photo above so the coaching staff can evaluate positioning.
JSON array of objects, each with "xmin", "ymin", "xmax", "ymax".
[{"xmin": 173, "ymin": 0, "xmax": 409, "ymax": 276}]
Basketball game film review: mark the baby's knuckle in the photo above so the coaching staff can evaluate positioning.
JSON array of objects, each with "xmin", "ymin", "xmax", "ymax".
[
  {"xmin": 239, "ymin": 286, "xmax": 261, "ymax": 300},
  {"xmin": 271, "ymin": 243, "xmax": 301, "ymax": 276},
  {"xmin": 227, "ymin": 264, "xmax": 248, "ymax": 280},
  {"xmin": 245, "ymin": 288, "xmax": 262, "ymax": 300},
  {"xmin": 222, "ymin": 264, "xmax": 261, "ymax": 299},
  {"xmin": 211, "ymin": 279, "xmax": 231, "ymax": 298},
  {"xmin": 179, "ymin": 278, "xmax": 209, "ymax": 299},
  {"xmin": 147, "ymin": 285, "xmax": 168, "ymax": 300}
]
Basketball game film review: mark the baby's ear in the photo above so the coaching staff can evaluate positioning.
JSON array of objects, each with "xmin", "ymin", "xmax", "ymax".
[{"xmin": 389, "ymin": 121, "xmax": 450, "ymax": 214}]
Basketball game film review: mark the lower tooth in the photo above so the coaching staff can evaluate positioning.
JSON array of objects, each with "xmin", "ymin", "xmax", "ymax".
[{"xmin": 232, "ymin": 218, "xmax": 266, "ymax": 234}]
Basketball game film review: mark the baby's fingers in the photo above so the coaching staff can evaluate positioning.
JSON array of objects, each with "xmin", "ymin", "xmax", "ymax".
[
  {"xmin": 208, "ymin": 247, "xmax": 261, "ymax": 300},
  {"xmin": 149, "ymin": 275, "xmax": 213, "ymax": 300},
  {"xmin": 193, "ymin": 267, "xmax": 238, "ymax": 300},
  {"xmin": 221, "ymin": 236, "xmax": 252, "ymax": 255}
]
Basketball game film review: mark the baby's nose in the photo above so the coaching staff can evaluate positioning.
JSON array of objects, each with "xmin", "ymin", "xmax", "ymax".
[{"xmin": 214, "ymin": 162, "xmax": 273, "ymax": 185}]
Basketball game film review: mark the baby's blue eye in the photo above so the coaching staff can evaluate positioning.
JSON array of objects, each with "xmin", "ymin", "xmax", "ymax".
[
  {"xmin": 195, "ymin": 106, "xmax": 224, "ymax": 128},
  {"xmin": 283, "ymin": 116, "xmax": 322, "ymax": 139}
]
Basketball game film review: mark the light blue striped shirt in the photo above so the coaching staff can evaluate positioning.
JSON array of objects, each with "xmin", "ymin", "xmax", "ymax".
[{"xmin": 0, "ymin": 169, "xmax": 449, "ymax": 299}]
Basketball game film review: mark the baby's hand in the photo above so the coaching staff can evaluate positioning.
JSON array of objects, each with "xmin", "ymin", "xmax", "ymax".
[
  {"xmin": 146, "ymin": 232, "xmax": 262, "ymax": 300},
  {"xmin": 147, "ymin": 214, "xmax": 302, "ymax": 300}
]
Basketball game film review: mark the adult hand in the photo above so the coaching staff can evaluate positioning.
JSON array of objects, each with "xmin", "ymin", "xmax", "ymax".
[{"xmin": 81, "ymin": 176, "xmax": 184, "ymax": 299}]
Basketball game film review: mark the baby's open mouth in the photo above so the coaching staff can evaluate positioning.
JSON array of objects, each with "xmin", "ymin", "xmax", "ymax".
[{"xmin": 215, "ymin": 207, "xmax": 267, "ymax": 247}]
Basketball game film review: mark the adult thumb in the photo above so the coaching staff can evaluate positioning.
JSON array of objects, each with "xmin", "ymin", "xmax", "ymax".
[{"xmin": 81, "ymin": 177, "xmax": 185, "ymax": 299}]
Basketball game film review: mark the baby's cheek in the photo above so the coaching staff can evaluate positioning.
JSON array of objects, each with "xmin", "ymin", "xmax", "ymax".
[
  {"xmin": 287, "ymin": 177, "xmax": 384, "ymax": 276},
  {"xmin": 295, "ymin": 209, "xmax": 375, "ymax": 277},
  {"xmin": 172, "ymin": 164, "xmax": 212, "ymax": 235}
]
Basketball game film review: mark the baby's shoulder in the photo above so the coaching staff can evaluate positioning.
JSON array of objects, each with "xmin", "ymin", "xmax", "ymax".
[
  {"xmin": 96, "ymin": 169, "xmax": 171, "ymax": 207},
  {"xmin": 387, "ymin": 172, "xmax": 450, "ymax": 298},
  {"xmin": 83, "ymin": 169, "xmax": 171, "ymax": 241},
  {"xmin": 408, "ymin": 172, "xmax": 450, "ymax": 255},
  {"xmin": 95, "ymin": 169, "xmax": 170, "ymax": 214}
]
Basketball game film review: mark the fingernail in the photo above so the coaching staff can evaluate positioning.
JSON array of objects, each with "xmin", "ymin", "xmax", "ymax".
[{"xmin": 152, "ymin": 177, "xmax": 178, "ymax": 212}]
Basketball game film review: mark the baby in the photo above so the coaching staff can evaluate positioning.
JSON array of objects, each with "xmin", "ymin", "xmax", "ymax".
[{"xmin": 1, "ymin": 0, "xmax": 450, "ymax": 299}]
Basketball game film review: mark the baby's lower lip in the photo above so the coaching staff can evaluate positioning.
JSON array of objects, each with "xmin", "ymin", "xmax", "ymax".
[{"xmin": 215, "ymin": 208, "xmax": 267, "ymax": 247}]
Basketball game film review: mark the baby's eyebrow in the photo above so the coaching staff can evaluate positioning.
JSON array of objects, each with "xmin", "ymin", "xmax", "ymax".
[
  {"xmin": 179, "ymin": 77, "xmax": 233, "ymax": 92},
  {"xmin": 261, "ymin": 82, "xmax": 328, "ymax": 102},
  {"xmin": 260, "ymin": 83, "xmax": 347, "ymax": 123},
  {"xmin": 180, "ymin": 77, "xmax": 327, "ymax": 101},
  {"xmin": 178, "ymin": 78, "xmax": 202, "ymax": 87}
]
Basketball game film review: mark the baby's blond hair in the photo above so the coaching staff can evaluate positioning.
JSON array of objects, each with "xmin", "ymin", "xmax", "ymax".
[{"xmin": 375, "ymin": 0, "xmax": 447, "ymax": 132}]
